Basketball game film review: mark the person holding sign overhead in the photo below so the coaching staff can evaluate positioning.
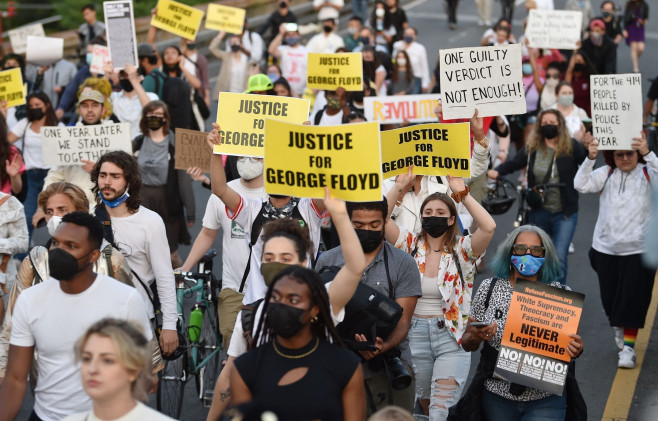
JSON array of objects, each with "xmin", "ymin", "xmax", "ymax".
[
  {"xmin": 488, "ymin": 109, "xmax": 586, "ymax": 285},
  {"xmin": 209, "ymin": 31, "xmax": 250, "ymax": 96},
  {"xmin": 574, "ymin": 132, "xmax": 657, "ymax": 368},
  {"xmin": 384, "ymin": 169, "xmax": 496, "ymax": 421},
  {"xmin": 268, "ymin": 22, "xmax": 309, "ymax": 97},
  {"xmin": 458, "ymin": 225, "xmax": 585, "ymax": 420}
]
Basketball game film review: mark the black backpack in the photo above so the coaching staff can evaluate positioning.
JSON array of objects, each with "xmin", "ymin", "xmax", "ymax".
[{"xmin": 151, "ymin": 70, "xmax": 192, "ymax": 132}]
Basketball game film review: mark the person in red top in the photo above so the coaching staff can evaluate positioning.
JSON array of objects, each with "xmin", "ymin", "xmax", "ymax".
[
  {"xmin": 0, "ymin": 112, "xmax": 24, "ymax": 198},
  {"xmin": 565, "ymin": 51, "xmax": 596, "ymax": 115}
]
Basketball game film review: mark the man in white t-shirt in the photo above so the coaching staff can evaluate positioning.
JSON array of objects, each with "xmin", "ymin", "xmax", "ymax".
[
  {"xmin": 180, "ymin": 158, "xmax": 267, "ymax": 345},
  {"xmin": 306, "ymin": 18, "xmax": 345, "ymax": 54},
  {"xmin": 89, "ymin": 151, "xmax": 178, "ymax": 357},
  {"xmin": 268, "ymin": 24, "xmax": 309, "ymax": 97},
  {"xmin": 391, "ymin": 27, "xmax": 431, "ymax": 92},
  {"xmin": 0, "ymin": 212, "xmax": 151, "ymax": 421}
]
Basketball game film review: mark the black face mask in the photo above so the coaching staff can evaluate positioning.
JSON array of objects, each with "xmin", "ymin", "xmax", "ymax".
[
  {"xmin": 540, "ymin": 124, "xmax": 559, "ymax": 139},
  {"xmin": 26, "ymin": 108, "xmax": 45, "ymax": 121},
  {"xmin": 119, "ymin": 78, "xmax": 134, "ymax": 92},
  {"xmin": 323, "ymin": 25, "xmax": 333, "ymax": 33},
  {"xmin": 187, "ymin": 43, "xmax": 197, "ymax": 50},
  {"xmin": 355, "ymin": 228, "xmax": 384, "ymax": 253},
  {"xmin": 267, "ymin": 302, "xmax": 307, "ymax": 338},
  {"xmin": 601, "ymin": 11, "xmax": 611, "ymax": 18},
  {"xmin": 138, "ymin": 66, "xmax": 146, "ymax": 75},
  {"xmin": 573, "ymin": 63, "xmax": 586, "ymax": 73},
  {"xmin": 422, "ymin": 216, "xmax": 450, "ymax": 238},
  {"xmin": 230, "ymin": 44, "xmax": 241, "ymax": 52},
  {"xmin": 358, "ymin": 36, "xmax": 370, "ymax": 45},
  {"xmin": 49, "ymin": 248, "xmax": 93, "ymax": 281},
  {"xmin": 146, "ymin": 116, "xmax": 165, "ymax": 130}
]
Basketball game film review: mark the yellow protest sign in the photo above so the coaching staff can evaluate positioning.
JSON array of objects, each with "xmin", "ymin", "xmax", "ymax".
[
  {"xmin": 0, "ymin": 68, "xmax": 26, "ymax": 108},
  {"xmin": 205, "ymin": 4, "xmax": 246, "ymax": 34},
  {"xmin": 264, "ymin": 120, "xmax": 382, "ymax": 201},
  {"xmin": 151, "ymin": 0, "xmax": 204, "ymax": 40},
  {"xmin": 215, "ymin": 92, "xmax": 310, "ymax": 157},
  {"xmin": 381, "ymin": 123, "xmax": 471, "ymax": 179},
  {"xmin": 306, "ymin": 53, "xmax": 363, "ymax": 91}
]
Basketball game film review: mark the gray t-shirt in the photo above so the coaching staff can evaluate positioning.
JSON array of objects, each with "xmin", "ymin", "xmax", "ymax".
[
  {"xmin": 137, "ymin": 134, "xmax": 171, "ymax": 186},
  {"xmin": 316, "ymin": 242, "xmax": 422, "ymax": 368}
]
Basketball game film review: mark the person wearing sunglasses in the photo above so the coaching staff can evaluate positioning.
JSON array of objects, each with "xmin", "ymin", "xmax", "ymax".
[
  {"xmin": 459, "ymin": 225, "xmax": 584, "ymax": 420},
  {"xmin": 574, "ymin": 132, "xmax": 657, "ymax": 369}
]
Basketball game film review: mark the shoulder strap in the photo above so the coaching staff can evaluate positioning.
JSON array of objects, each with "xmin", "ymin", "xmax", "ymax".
[
  {"xmin": 314, "ymin": 108, "xmax": 325, "ymax": 125},
  {"xmin": 0, "ymin": 195, "xmax": 10, "ymax": 207},
  {"xmin": 132, "ymin": 134, "xmax": 145, "ymax": 153},
  {"xmin": 451, "ymin": 249, "xmax": 465, "ymax": 290},
  {"xmin": 484, "ymin": 277, "xmax": 498, "ymax": 310},
  {"xmin": 94, "ymin": 205, "xmax": 115, "ymax": 246},
  {"xmin": 383, "ymin": 244, "xmax": 394, "ymax": 300},
  {"xmin": 239, "ymin": 202, "xmax": 268, "ymax": 293},
  {"xmin": 599, "ymin": 167, "xmax": 615, "ymax": 195}
]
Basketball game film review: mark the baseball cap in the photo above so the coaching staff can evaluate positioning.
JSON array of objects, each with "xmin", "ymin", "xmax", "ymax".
[
  {"xmin": 77, "ymin": 90, "xmax": 105, "ymax": 106},
  {"xmin": 137, "ymin": 43, "xmax": 156, "ymax": 58},
  {"xmin": 245, "ymin": 74, "xmax": 274, "ymax": 93},
  {"xmin": 589, "ymin": 19, "xmax": 605, "ymax": 30}
]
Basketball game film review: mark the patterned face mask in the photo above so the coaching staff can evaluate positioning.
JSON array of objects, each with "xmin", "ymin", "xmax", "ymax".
[{"xmin": 511, "ymin": 255, "xmax": 545, "ymax": 277}]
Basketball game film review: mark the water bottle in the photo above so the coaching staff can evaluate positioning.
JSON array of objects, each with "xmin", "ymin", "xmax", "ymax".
[{"xmin": 189, "ymin": 306, "xmax": 203, "ymax": 342}]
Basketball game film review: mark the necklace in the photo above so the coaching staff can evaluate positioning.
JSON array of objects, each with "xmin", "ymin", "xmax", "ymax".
[{"xmin": 273, "ymin": 337, "xmax": 319, "ymax": 359}]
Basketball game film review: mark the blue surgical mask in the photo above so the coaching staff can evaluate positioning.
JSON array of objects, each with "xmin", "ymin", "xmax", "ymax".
[
  {"xmin": 511, "ymin": 255, "xmax": 545, "ymax": 277},
  {"xmin": 522, "ymin": 63, "xmax": 533, "ymax": 75},
  {"xmin": 267, "ymin": 72, "xmax": 279, "ymax": 83},
  {"xmin": 404, "ymin": 35, "xmax": 414, "ymax": 44},
  {"xmin": 98, "ymin": 191, "xmax": 130, "ymax": 208},
  {"xmin": 86, "ymin": 53, "xmax": 93, "ymax": 65}
]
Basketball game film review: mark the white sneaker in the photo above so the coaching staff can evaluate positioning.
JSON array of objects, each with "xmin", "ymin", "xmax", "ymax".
[
  {"xmin": 568, "ymin": 242, "xmax": 575, "ymax": 254},
  {"xmin": 614, "ymin": 327, "xmax": 624, "ymax": 350},
  {"xmin": 618, "ymin": 346, "xmax": 636, "ymax": 369}
]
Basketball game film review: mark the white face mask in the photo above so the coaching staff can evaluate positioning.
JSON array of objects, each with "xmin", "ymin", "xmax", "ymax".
[
  {"xmin": 47, "ymin": 215, "xmax": 63, "ymax": 237},
  {"xmin": 545, "ymin": 78, "xmax": 559, "ymax": 88},
  {"xmin": 375, "ymin": 8, "xmax": 385, "ymax": 17},
  {"xmin": 237, "ymin": 158, "xmax": 264, "ymax": 181},
  {"xmin": 396, "ymin": 58, "xmax": 407, "ymax": 66}
]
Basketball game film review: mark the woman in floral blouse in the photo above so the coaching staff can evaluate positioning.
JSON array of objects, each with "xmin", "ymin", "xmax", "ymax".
[{"xmin": 385, "ymin": 170, "xmax": 496, "ymax": 421}]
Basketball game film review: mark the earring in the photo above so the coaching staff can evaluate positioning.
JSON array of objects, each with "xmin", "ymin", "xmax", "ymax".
[{"xmin": 310, "ymin": 316, "xmax": 318, "ymax": 324}]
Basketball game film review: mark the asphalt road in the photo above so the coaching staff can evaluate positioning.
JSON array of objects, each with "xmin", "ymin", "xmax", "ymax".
[{"xmin": 18, "ymin": 0, "xmax": 658, "ymax": 419}]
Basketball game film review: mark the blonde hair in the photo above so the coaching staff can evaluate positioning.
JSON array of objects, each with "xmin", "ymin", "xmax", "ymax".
[
  {"xmin": 368, "ymin": 406, "xmax": 415, "ymax": 421},
  {"xmin": 527, "ymin": 109, "xmax": 573, "ymax": 157},
  {"xmin": 38, "ymin": 182, "xmax": 90, "ymax": 213},
  {"xmin": 75, "ymin": 318, "xmax": 152, "ymax": 402},
  {"xmin": 77, "ymin": 77, "xmax": 113, "ymax": 118}
]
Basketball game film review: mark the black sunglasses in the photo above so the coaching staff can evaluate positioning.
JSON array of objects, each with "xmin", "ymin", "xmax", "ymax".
[{"xmin": 512, "ymin": 244, "xmax": 545, "ymax": 257}]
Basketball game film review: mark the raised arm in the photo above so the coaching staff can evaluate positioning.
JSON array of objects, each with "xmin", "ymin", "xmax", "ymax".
[
  {"xmin": 447, "ymin": 176, "xmax": 495, "ymax": 257},
  {"xmin": 268, "ymin": 25, "xmax": 286, "ymax": 59},
  {"xmin": 208, "ymin": 123, "xmax": 242, "ymax": 213},
  {"xmin": 384, "ymin": 166, "xmax": 414, "ymax": 244}
]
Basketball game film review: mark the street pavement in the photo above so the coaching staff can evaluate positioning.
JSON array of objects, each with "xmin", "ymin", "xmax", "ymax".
[{"xmin": 18, "ymin": 0, "xmax": 658, "ymax": 419}]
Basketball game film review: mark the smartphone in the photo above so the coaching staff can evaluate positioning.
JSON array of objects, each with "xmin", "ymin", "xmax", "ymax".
[
  {"xmin": 470, "ymin": 321, "xmax": 491, "ymax": 327},
  {"xmin": 284, "ymin": 22, "xmax": 298, "ymax": 32}
]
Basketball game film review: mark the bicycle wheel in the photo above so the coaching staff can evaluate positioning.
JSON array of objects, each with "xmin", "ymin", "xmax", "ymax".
[
  {"xmin": 157, "ymin": 355, "xmax": 187, "ymax": 418},
  {"xmin": 194, "ymin": 300, "xmax": 222, "ymax": 406}
]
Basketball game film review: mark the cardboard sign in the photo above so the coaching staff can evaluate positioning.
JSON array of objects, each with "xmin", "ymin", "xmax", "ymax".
[
  {"xmin": 364, "ymin": 94, "xmax": 441, "ymax": 124},
  {"xmin": 439, "ymin": 44, "xmax": 526, "ymax": 120},
  {"xmin": 215, "ymin": 92, "xmax": 310, "ymax": 157},
  {"xmin": 264, "ymin": 120, "xmax": 382, "ymax": 201},
  {"xmin": 174, "ymin": 128, "xmax": 211, "ymax": 172},
  {"xmin": 0, "ymin": 68, "xmax": 27, "ymax": 109},
  {"xmin": 104, "ymin": 0, "xmax": 139, "ymax": 70},
  {"xmin": 151, "ymin": 0, "xmax": 204, "ymax": 41},
  {"xmin": 90, "ymin": 45, "xmax": 111, "ymax": 75},
  {"xmin": 8, "ymin": 23, "xmax": 45, "ymax": 55},
  {"xmin": 494, "ymin": 279, "xmax": 584, "ymax": 395},
  {"xmin": 381, "ymin": 123, "xmax": 471, "ymax": 179},
  {"xmin": 41, "ymin": 123, "xmax": 132, "ymax": 166},
  {"xmin": 590, "ymin": 74, "xmax": 643, "ymax": 150},
  {"xmin": 205, "ymin": 4, "xmax": 246, "ymax": 34},
  {"xmin": 525, "ymin": 9, "xmax": 582, "ymax": 50},
  {"xmin": 25, "ymin": 36, "xmax": 64, "ymax": 67},
  {"xmin": 306, "ymin": 53, "xmax": 363, "ymax": 91}
]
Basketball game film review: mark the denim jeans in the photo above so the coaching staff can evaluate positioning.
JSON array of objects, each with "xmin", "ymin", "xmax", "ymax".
[
  {"xmin": 24, "ymin": 168, "xmax": 49, "ymax": 239},
  {"xmin": 528, "ymin": 209, "xmax": 578, "ymax": 285},
  {"xmin": 351, "ymin": 0, "xmax": 367, "ymax": 22},
  {"xmin": 482, "ymin": 389, "xmax": 567, "ymax": 421},
  {"xmin": 409, "ymin": 317, "xmax": 471, "ymax": 421}
]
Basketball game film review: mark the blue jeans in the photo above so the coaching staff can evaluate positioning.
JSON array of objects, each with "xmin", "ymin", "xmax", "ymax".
[
  {"xmin": 409, "ymin": 317, "xmax": 471, "ymax": 421},
  {"xmin": 351, "ymin": 0, "xmax": 367, "ymax": 22},
  {"xmin": 482, "ymin": 389, "xmax": 566, "ymax": 421},
  {"xmin": 528, "ymin": 209, "xmax": 578, "ymax": 285},
  {"xmin": 24, "ymin": 168, "xmax": 49, "ymax": 239}
]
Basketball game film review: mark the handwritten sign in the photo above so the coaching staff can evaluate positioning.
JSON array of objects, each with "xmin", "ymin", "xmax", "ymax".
[
  {"xmin": 26, "ymin": 36, "xmax": 64, "ymax": 67},
  {"xmin": 41, "ymin": 123, "xmax": 132, "ymax": 166},
  {"xmin": 590, "ymin": 74, "xmax": 642, "ymax": 150},
  {"xmin": 381, "ymin": 123, "xmax": 471, "ymax": 179},
  {"xmin": 90, "ymin": 45, "xmax": 111, "ymax": 75},
  {"xmin": 174, "ymin": 128, "xmax": 211, "ymax": 172},
  {"xmin": 0, "ymin": 68, "xmax": 26, "ymax": 109},
  {"xmin": 306, "ymin": 53, "xmax": 363, "ymax": 91},
  {"xmin": 205, "ymin": 4, "xmax": 246, "ymax": 34},
  {"xmin": 8, "ymin": 24, "xmax": 45, "ymax": 55},
  {"xmin": 440, "ymin": 44, "xmax": 525, "ymax": 120},
  {"xmin": 494, "ymin": 279, "xmax": 584, "ymax": 395},
  {"xmin": 364, "ymin": 94, "xmax": 441, "ymax": 124},
  {"xmin": 264, "ymin": 120, "xmax": 382, "ymax": 201},
  {"xmin": 151, "ymin": 0, "xmax": 204, "ymax": 41},
  {"xmin": 104, "ymin": 0, "xmax": 138, "ymax": 70},
  {"xmin": 525, "ymin": 9, "xmax": 582, "ymax": 50},
  {"xmin": 215, "ymin": 92, "xmax": 310, "ymax": 157}
]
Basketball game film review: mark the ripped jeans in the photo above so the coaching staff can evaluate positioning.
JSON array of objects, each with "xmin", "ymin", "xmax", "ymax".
[{"xmin": 409, "ymin": 316, "xmax": 471, "ymax": 421}]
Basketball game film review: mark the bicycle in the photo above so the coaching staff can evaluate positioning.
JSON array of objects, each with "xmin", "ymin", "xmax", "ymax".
[
  {"xmin": 513, "ymin": 182, "xmax": 565, "ymax": 227},
  {"xmin": 157, "ymin": 249, "xmax": 223, "ymax": 419}
]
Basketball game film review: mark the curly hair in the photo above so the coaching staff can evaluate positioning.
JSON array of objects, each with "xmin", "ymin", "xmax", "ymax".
[
  {"xmin": 61, "ymin": 211, "xmax": 104, "ymax": 250},
  {"xmin": 527, "ymin": 109, "xmax": 573, "ymax": 158},
  {"xmin": 261, "ymin": 218, "xmax": 313, "ymax": 263},
  {"xmin": 91, "ymin": 151, "xmax": 142, "ymax": 212}
]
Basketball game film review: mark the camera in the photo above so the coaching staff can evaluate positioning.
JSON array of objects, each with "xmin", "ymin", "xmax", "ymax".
[{"xmin": 368, "ymin": 349, "xmax": 412, "ymax": 390}]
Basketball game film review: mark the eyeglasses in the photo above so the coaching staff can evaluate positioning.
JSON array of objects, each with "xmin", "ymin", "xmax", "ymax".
[
  {"xmin": 613, "ymin": 151, "xmax": 636, "ymax": 159},
  {"xmin": 512, "ymin": 244, "xmax": 545, "ymax": 257},
  {"xmin": 237, "ymin": 157, "xmax": 261, "ymax": 163}
]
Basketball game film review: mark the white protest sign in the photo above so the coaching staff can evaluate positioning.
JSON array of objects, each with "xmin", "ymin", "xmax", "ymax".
[
  {"xmin": 525, "ymin": 9, "xmax": 582, "ymax": 50},
  {"xmin": 25, "ymin": 36, "xmax": 64, "ymax": 67},
  {"xmin": 104, "ymin": 0, "xmax": 139, "ymax": 70},
  {"xmin": 90, "ymin": 45, "xmax": 111, "ymax": 75},
  {"xmin": 41, "ymin": 123, "xmax": 132, "ymax": 166},
  {"xmin": 8, "ymin": 24, "xmax": 45, "ymax": 55},
  {"xmin": 439, "ymin": 44, "xmax": 526, "ymax": 120},
  {"xmin": 590, "ymin": 74, "xmax": 642, "ymax": 150}
]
